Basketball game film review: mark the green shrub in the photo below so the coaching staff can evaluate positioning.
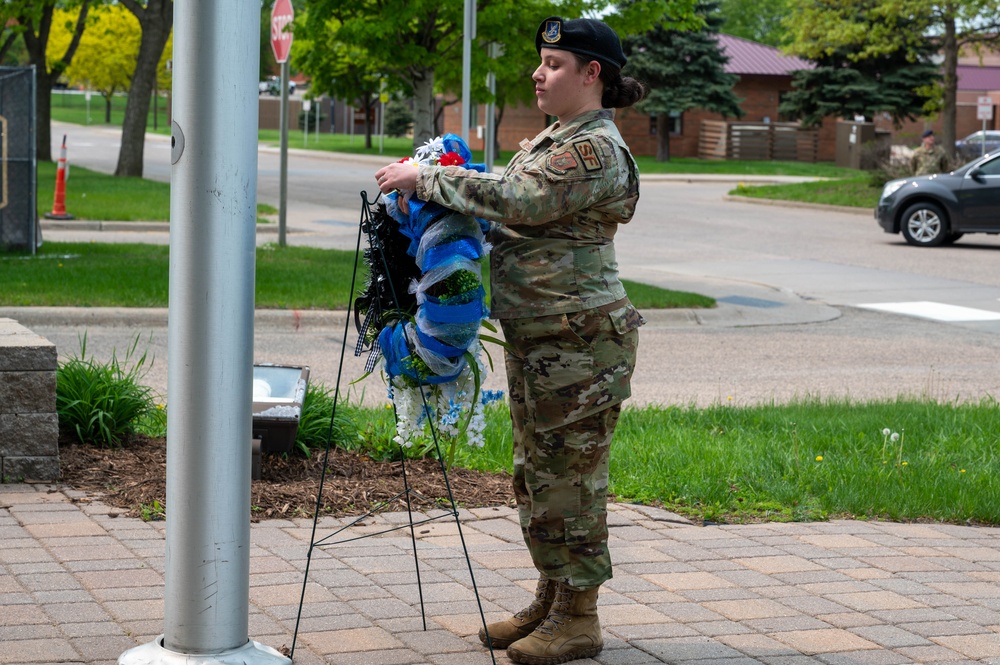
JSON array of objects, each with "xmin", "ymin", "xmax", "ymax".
[
  {"xmin": 56, "ymin": 335, "xmax": 160, "ymax": 447},
  {"xmin": 294, "ymin": 382, "xmax": 358, "ymax": 456},
  {"xmin": 384, "ymin": 99, "xmax": 412, "ymax": 138},
  {"xmin": 297, "ymin": 107, "xmax": 326, "ymax": 131}
]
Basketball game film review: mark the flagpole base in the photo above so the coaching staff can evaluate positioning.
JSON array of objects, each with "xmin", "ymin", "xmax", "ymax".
[{"xmin": 119, "ymin": 636, "xmax": 291, "ymax": 665}]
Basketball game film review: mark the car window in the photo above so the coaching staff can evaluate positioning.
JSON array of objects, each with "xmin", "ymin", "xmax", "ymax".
[{"xmin": 974, "ymin": 156, "xmax": 1000, "ymax": 176}]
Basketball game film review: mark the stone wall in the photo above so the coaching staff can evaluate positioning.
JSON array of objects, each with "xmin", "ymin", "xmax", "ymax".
[{"xmin": 0, "ymin": 319, "xmax": 58, "ymax": 481}]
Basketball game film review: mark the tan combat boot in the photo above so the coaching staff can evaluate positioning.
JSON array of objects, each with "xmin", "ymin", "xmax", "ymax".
[
  {"xmin": 478, "ymin": 576, "xmax": 556, "ymax": 649},
  {"xmin": 506, "ymin": 582, "xmax": 602, "ymax": 664}
]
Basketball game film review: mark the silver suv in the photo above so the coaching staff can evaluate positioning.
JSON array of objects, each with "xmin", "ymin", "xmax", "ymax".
[{"xmin": 955, "ymin": 130, "xmax": 1000, "ymax": 160}]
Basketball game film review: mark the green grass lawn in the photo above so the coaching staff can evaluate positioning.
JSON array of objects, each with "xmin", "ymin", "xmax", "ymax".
[
  {"xmin": 51, "ymin": 89, "xmax": 170, "ymax": 133},
  {"xmin": 38, "ymin": 162, "xmax": 277, "ymax": 222},
  {"xmin": 38, "ymin": 161, "xmax": 171, "ymax": 221},
  {"xmin": 334, "ymin": 395, "xmax": 1000, "ymax": 525},
  {"xmin": 0, "ymin": 242, "xmax": 711, "ymax": 310},
  {"xmin": 731, "ymin": 175, "xmax": 881, "ymax": 209}
]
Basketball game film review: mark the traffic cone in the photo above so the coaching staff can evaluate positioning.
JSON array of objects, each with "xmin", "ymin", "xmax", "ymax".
[{"xmin": 44, "ymin": 135, "xmax": 74, "ymax": 220}]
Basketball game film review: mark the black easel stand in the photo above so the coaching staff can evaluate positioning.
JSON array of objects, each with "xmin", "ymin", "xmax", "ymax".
[{"xmin": 289, "ymin": 193, "xmax": 498, "ymax": 664}]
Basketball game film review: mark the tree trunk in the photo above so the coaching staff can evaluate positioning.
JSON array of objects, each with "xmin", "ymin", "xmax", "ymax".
[
  {"xmin": 115, "ymin": 0, "xmax": 173, "ymax": 177},
  {"xmin": 411, "ymin": 66, "xmax": 435, "ymax": 147},
  {"xmin": 941, "ymin": 15, "xmax": 958, "ymax": 159},
  {"xmin": 363, "ymin": 97, "xmax": 373, "ymax": 149},
  {"xmin": 20, "ymin": 1, "xmax": 91, "ymax": 162},
  {"xmin": 33, "ymin": 69, "xmax": 56, "ymax": 162},
  {"xmin": 656, "ymin": 113, "xmax": 671, "ymax": 162},
  {"xmin": 105, "ymin": 95, "xmax": 112, "ymax": 124}
]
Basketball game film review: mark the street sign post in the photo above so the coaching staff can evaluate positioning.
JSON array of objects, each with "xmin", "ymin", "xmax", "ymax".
[
  {"xmin": 271, "ymin": 0, "xmax": 294, "ymax": 246},
  {"xmin": 977, "ymin": 96, "xmax": 993, "ymax": 157},
  {"xmin": 977, "ymin": 96, "xmax": 994, "ymax": 121}
]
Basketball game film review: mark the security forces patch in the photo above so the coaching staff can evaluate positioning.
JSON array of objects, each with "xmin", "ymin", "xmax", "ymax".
[
  {"xmin": 542, "ymin": 20, "xmax": 561, "ymax": 44},
  {"xmin": 572, "ymin": 139, "xmax": 603, "ymax": 171},
  {"xmin": 546, "ymin": 150, "xmax": 579, "ymax": 175}
]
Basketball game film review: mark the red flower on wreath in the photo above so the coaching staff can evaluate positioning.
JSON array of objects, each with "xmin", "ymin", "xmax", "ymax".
[{"xmin": 438, "ymin": 151, "xmax": 465, "ymax": 167}]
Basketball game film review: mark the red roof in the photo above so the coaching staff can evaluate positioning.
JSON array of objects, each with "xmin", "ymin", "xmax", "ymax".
[
  {"xmin": 957, "ymin": 65, "xmax": 1000, "ymax": 91},
  {"xmin": 716, "ymin": 34, "xmax": 814, "ymax": 76}
]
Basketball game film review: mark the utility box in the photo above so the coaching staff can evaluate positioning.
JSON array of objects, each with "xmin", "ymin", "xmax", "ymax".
[
  {"xmin": 836, "ymin": 120, "xmax": 891, "ymax": 170},
  {"xmin": 251, "ymin": 364, "xmax": 309, "ymax": 479}
]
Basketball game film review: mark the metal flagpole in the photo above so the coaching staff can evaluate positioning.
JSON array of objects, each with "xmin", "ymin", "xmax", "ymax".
[
  {"xmin": 118, "ymin": 0, "xmax": 289, "ymax": 662},
  {"xmin": 462, "ymin": 0, "xmax": 475, "ymax": 142},
  {"xmin": 484, "ymin": 42, "xmax": 499, "ymax": 171}
]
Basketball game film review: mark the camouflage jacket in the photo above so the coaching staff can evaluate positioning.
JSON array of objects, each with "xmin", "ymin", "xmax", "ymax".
[
  {"xmin": 911, "ymin": 145, "xmax": 949, "ymax": 176},
  {"xmin": 415, "ymin": 108, "xmax": 639, "ymax": 319}
]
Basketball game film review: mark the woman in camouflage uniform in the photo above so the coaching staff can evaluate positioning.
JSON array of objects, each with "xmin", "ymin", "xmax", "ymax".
[{"xmin": 376, "ymin": 16, "xmax": 646, "ymax": 665}]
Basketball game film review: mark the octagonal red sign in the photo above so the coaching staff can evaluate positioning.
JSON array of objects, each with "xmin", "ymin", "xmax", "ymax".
[{"xmin": 270, "ymin": 0, "xmax": 294, "ymax": 64}]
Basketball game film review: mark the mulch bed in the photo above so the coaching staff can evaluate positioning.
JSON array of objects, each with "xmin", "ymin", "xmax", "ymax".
[{"xmin": 58, "ymin": 433, "xmax": 515, "ymax": 521}]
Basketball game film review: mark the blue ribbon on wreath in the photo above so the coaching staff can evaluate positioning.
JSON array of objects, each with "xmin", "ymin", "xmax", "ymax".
[{"xmin": 376, "ymin": 134, "xmax": 491, "ymax": 387}]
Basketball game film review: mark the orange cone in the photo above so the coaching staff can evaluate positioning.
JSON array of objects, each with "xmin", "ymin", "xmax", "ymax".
[{"xmin": 44, "ymin": 134, "xmax": 75, "ymax": 220}]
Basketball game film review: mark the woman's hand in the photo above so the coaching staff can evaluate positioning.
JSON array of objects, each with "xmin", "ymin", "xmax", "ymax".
[{"xmin": 375, "ymin": 162, "xmax": 418, "ymax": 195}]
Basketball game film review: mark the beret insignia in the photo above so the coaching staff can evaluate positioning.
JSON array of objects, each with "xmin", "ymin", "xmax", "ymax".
[{"xmin": 542, "ymin": 20, "xmax": 561, "ymax": 44}]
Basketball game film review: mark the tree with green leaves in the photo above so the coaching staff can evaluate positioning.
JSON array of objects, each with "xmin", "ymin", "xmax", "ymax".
[
  {"xmin": 113, "ymin": 0, "xmax": 172, "ymax": 177},
  {"xmin": 718, "ymin": 0, "xmax": 789, "ymax": 47},
  {"xmin": 3, "ymin": 0, "xmax": 91, "ymax": 162},
  {"xmin": 779, "ymin": 39, "xmax": 939, "ymax": 128},
  {"xmin": 297, "ymin": 0, "xmax": 471, "ymax": 147},
  {"xmin": 623, "ymin": 0, "xmax": 743, "ymax": 161},
  {"xmin": 47, "ymin": 5, "xmax": 140, "ymax": 123},
  {"xmin": 292, "ymin": 16, "xmax": 387, "ymax": 148},
  {"xmin": 431, "ymin": 0, "xmax": 555, "ymax": 147},
  {"xmin": 296, "ymin": 0, "xmax": 703, "ymax": 149},
  {"xmin": 783, "ymin": 0, "xmax": 1000, "ymax": 155}
]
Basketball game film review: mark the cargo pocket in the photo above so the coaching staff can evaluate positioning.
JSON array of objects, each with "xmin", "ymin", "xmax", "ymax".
[{"xmin": 608, "ymin": 303, "xmax": 645, "ymax": 335}]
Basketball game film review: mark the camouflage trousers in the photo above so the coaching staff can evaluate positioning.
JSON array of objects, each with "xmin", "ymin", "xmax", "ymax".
[{"xmin": 501, "ymin": 299, "xmax": 642, "ymax": 591}]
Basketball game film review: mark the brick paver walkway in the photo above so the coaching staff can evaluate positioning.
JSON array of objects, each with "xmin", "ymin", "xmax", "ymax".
[{"xmin": 2, "ymin": 483, "xmax": 1000, "ymax": 664}]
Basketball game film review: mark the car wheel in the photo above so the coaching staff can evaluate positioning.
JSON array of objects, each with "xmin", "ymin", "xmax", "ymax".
[{"xmin": 900, "ymin": 202, "xmax": 948, "ymax": 247}]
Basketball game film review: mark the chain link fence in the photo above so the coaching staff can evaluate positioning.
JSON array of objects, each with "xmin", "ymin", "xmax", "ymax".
[{"xmin": 0, "ymin": 66, "xmax": 38, "ymax": 253}]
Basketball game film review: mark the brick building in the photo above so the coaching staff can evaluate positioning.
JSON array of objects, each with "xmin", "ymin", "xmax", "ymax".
[
  {"xmin": 444, "ymin": 34, "xmax": 825, "ymax": 160},
  {"xmin": 877, "ymin": 56, "xmax": 1000, "ymax": 146}
]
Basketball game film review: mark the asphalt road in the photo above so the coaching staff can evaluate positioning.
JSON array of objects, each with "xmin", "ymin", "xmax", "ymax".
[{"xmin": 20, "ymin": 122, "xmax": 1000, "ymax": 408}]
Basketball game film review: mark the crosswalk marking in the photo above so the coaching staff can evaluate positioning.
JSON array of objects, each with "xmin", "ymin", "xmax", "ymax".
[{"xmin": 857, "ymin": 301, "xmax": 1000, "ymax": 322}]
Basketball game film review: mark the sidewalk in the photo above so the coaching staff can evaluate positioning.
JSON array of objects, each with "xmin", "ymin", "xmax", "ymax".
[{"xmin": 3, "ymin": 482, "xmax": 1000, "ymax": 665}]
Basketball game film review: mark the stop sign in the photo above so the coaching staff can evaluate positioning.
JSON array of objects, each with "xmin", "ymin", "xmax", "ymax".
[{"xmin": 270, "ymin": 0, "xmax": 294, "ymax": 64}]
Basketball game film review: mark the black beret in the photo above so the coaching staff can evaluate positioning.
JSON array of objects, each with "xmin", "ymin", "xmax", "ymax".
[
  {"xmin": 535, "ymin": 16, "xmax": 627, "ymax": 70},
  {"xmin": 921, "ymin": 129, "xmax": 934, "ymax": 138}
]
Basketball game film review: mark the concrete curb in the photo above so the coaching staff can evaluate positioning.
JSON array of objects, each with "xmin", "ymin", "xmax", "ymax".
[
  {"xmin": 0, "ymin": 298, "xmax": 843, "ymax": 333},
  {"xmin": 0, "ymin": 306, "xmax": 712, "ymax": 331},
  {"xmin": 0, "ymin": 306, "xmax": 348, "ymax": 330},
  {"xmin": 40, "ymin": 221, "xmax": 285, "ymax": 233}
]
